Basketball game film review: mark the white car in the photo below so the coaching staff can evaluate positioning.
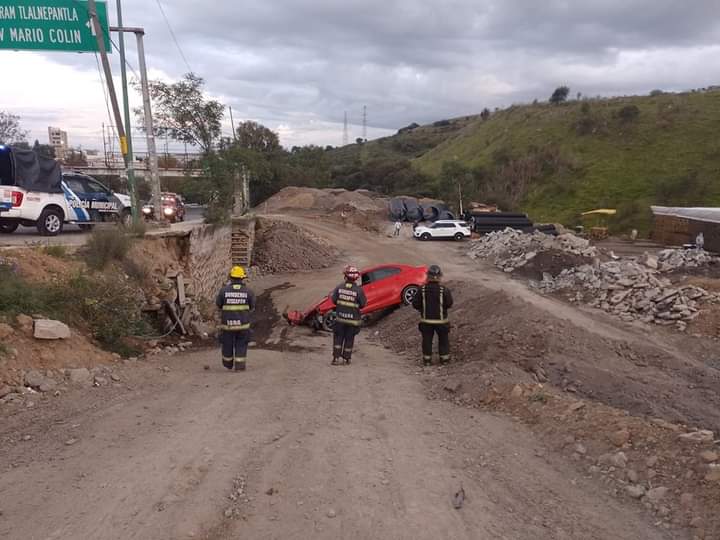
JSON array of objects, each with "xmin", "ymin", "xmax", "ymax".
[
  {"xmin": 0, "ymin": 174, "xmax": 132, "ymax": 236},
  {"xmin": 413, "ymin": 220, "xmax": 472, "ymax": 241}
]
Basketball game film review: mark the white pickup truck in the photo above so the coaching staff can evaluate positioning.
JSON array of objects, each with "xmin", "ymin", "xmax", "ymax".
[{"xmin": 0, "ymin": 146, "xmax": 132, "ymax": 235}]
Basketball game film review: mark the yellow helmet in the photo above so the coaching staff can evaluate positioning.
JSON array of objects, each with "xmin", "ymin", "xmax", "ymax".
[{"xmin": 229, "ymin": 265, "xmax": 246, "ymax": 279}]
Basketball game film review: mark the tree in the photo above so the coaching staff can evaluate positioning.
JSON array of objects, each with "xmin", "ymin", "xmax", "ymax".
[
  {"xmin": 0, "ymin": 111, "xmax": 28, "ymax": 144},
  {"xmin": 64, "ymin": 150, "xmax": 87, "ymax": 166},
  {"xmin": 480, "ymin": 108, "xmax": 491, "ymax": 121},
  {"xmin": 234, "ymin": 121, "xmax": 280, "ymax": 153},
  {"xmin": 137, "ymin": 73, "xmax": 224, "ymax": 154},
  {"xmin": 32, "ymin": 139, "xmax": 55, "ymax": 159},
  {"xmin": 355, "ymin": 137, "xmax": 365, "ymax": 144},
  {"xmin": 549, "ymin": 86, "xmax": 570, "ymax": 104}
]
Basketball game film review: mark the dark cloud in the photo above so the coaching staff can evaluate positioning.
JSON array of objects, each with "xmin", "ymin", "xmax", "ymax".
[{"xmin": 6, "ymin": 1, "xmax": 720, "ymax": 147}]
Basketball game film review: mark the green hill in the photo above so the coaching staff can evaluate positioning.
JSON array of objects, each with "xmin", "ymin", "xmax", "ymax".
[{"xmin": 329, "ymin": 91, "xmax": 720, "ymax": 232}]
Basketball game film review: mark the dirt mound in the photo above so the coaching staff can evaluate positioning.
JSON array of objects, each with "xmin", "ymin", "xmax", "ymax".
[
  {"xmin": 252, "ymin": 218, "xmax": 338, "ymax": 274},
  {"xmin": 374, "ymin": 282, "xmax": 720, "ymax": 536},
  {"xmin": 260, "ymin": 187, "xmax": 388, "ymax": 215},
  {"xmin": 374, "ymin": 281, "xmax": 720, "ymax": 431},
  {"xmin": 512, "ymin": 249, "xmax": 593, "ymax": 280}
]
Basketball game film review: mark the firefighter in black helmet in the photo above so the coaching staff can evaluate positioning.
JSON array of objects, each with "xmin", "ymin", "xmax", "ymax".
[
  {"xmin": 412, "ymin": 265, "xmax": 453, "ymax": 366},
  {"xmin": 329, "ymin": 265, "xmax": 367, "ymax": 365}
]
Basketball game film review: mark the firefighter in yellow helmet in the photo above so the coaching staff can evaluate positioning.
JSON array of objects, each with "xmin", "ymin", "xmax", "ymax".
[{"xmin": 215, "ymin": 266, "xmax": 255, "ymax": 371}]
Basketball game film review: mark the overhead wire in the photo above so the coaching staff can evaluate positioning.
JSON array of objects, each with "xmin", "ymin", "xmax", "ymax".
[{"xmin": 155, "ymin": 0, "xmax": 194, "ymax": 74}]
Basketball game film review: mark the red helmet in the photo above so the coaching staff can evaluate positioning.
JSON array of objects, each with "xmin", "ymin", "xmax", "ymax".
[{"xmin": 343, "ymin": 265, "xmax": 360, "ymax": 281}]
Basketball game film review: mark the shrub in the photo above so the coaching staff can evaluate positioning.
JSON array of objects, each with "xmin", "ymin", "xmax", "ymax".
[
  {"xmin": 580, "ymin": 102, "xmax": 591, "ymax": 115},
  {"xmin": 43, "ymin": 245, "xmax": 68, "ymax": 259},
  {"xmin": 550, "ymin": 86, "xmax": 570, "ymax": 104},
  {"xmin": 617, "ymin": 105, "xmax": 640, "ymax": 123},
  {"xmin": 650, "ymin": 89, "xmax": 664, "ymax": 97},
  {"xmin": 84, "ymin": 227, "xmax": 132, "ymax": 270}
]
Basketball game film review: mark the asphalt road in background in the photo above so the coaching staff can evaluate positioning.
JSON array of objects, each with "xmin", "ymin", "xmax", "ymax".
[{"xmin": 0, "ymin": 205, "xmax": 205, "ymax": 248}]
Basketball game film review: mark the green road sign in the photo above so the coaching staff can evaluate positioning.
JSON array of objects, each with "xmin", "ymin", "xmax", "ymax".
[{"xmin": 0, "ymin": 0, "xmax": 111, "ymax": 53}]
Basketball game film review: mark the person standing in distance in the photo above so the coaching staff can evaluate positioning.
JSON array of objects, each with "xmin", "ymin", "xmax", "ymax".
[
  {"xmin": 412, "ymin": 265, "xmax": 453, "ymax": 366},
  {"xmin": 216, "ymin": 265, "xmax": 255, "ymax": 371},
  {"xmin": 329, "ymin": 265, "xmax": 367, "ymax": 365}
]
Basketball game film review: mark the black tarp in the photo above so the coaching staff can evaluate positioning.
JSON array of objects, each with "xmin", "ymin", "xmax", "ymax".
[
  {"xmin": 402, "ymin": 197, "xmax": 423, "ymax": 222},
  {"xmin": 8, "ymin": 146, "xmax": 62, "ymax": 193},
  {"xmin": 389, "ymin": 197, "xmax": 406, "ymax": 221}
]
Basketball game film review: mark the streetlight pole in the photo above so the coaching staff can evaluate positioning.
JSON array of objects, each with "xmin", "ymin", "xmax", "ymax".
[{"xmin": 115, "ymin": 0, "xmax": 139, "ymax": 225}]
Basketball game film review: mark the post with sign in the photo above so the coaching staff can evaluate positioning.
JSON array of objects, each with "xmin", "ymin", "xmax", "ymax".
[{"xmin": 0, "ymin": 0, "xmax": 111, "ymax": 52}]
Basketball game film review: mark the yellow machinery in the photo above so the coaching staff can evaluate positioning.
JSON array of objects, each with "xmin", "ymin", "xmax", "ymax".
[{"xmin": 581, "ymin": 209, "xmax": 616, "ymax": 240}]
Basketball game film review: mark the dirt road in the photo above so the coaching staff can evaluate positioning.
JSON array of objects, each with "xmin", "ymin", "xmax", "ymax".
[{"xmin": 0, "ymin": 218, "xmax": 700, "ymax": 539}]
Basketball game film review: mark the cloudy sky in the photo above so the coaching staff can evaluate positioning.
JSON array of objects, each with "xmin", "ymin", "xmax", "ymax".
[{"xmin": 3, "ymin": 0, "xmax": 720, "ymax": 152}]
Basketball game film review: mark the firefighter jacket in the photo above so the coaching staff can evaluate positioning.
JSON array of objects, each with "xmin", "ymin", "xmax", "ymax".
[
  {"xmin": 412, "ymin": 282, "xmax": 453, "ymax": 324},
  {"xmin": 216, "ymin": 280, "xmax": 255, "ymax": 331},
  {"xmin": 330, "ymin": 282, "xmax": 367, "ymax": 326}
]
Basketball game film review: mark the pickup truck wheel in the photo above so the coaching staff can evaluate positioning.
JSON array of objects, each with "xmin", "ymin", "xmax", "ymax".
[
  {"xmin": 0, "ymin": 222, "xmax": 19, "ymax": 233},
  {"xmin": 321, "ymin": 311, "xmax": 337, "ymax": 332},
  {"xmin": 420, "ymin": 232, "xmax": 431, "ymax": 241},
  {"xmin": 37, "ymin": 208, "xmax": 63, "ymax": 236},
  {"xmin": 454, "ymin": 232, "xmax": 464, "ymax": 241},
  {"xmin": 402, "ymin": 285, "xmax": 420, "ymax": 305}
]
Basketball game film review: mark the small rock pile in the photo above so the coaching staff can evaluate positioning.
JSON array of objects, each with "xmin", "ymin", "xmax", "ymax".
[
  {"xmin": 656, "ymin": 248, "xmax": 719, "ymax": 271},
  {"xmin": 468, "ymin": 228, "xmax": 597, "ymax": 272},
  {"xmin": 532, "ymin": 255, "xmax": 719, "ymax": 331}
]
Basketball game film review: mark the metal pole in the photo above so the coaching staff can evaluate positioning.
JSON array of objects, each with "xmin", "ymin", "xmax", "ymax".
[
  {"xmin": 229, "ymin": 106, "xmax": 237, "ymax": 142},
  {"xmin": 132, "ymin": 30, "xmax": 162, "ymax": 221},
  {"xmin": 115, "ymin": 0, "xmax": 139, "ymax": 224},
  {"xmin": 88, "ymin": 1, "xmax": 128, "ymax": 181}
]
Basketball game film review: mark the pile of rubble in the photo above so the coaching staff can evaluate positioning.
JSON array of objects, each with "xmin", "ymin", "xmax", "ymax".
[
  {"xmin": 468, "ymin": 228, "xmax": 597, "ymax": 272},
  {"xmin": 536, "ymin": 260, "xmax": 718, "ymax": 330},
  {"xmin": 468, "ymin": 228, "xmax": 720, "ymax": 331}
]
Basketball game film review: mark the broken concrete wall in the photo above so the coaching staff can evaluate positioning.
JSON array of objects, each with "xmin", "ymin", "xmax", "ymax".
[{"xmin": 186, "ymin": 224, "xmax": 232, "ymax": 310}]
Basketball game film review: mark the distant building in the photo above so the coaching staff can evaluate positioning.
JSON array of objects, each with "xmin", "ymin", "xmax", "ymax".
[{"xmin": 48, "ymin": 127, "xmax": 68, "ymax": 160}]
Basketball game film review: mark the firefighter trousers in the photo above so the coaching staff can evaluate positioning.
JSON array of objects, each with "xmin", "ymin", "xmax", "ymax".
[
  {"xmin": 419, "ymin": 322, "xmax": 450, "ymax": 364},
  {"xmin": 333, "ymin": 323, "xmax": 359, "ymax": 361},
  {"xmin": 221, "ymin": 329, "xmax": 250, "ymax": 370}
]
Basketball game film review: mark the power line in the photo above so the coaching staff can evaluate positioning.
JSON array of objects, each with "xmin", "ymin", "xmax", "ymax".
[
  {"xmin": 155, "ymin": 0, "xmax": 193, "ymax": 74},
  {"xmin": 94, "ymin": 51, "xmax": 117, "ymax": 132}
]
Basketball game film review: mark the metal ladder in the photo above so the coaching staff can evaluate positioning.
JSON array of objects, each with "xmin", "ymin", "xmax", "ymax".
[{"xmin": 231, "ymin": 216, "xmax": 255, "ymax": 267}]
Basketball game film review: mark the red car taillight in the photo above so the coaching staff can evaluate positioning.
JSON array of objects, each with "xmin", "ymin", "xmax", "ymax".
[{"xmin": 11, "ymin": 191, "xmax": 23, "ymax": 207}]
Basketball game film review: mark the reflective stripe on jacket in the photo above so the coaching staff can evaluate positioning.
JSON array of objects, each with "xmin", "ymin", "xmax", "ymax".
[
  {"xmin": 216, "ymin": 280, "xmax": 255, "ymax": 331},
  {"xmin": 412, "ymin": 282, "xmax": 453, "ymax": 324},
  {"xmin": 330, "ymin": 282, "xmax": 367, "ymax": 326}
]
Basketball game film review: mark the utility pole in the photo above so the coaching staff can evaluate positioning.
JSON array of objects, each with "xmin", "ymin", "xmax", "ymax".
[
  {"xmin": 229, "ymin": 106, "xmax": 237, "ymax": 142},
  {"xmin": 362, "ymin": 105, "xmax": 367, "ymax": 142},
  {"xmin": 114, "ymin": 0, "xmax": 139, "ymax": 225},
  {"xmin": 342, "ymin": 111, "xmax": 349, "ymax": 146},
  {"xmin": 88, "ymin": 0, "xmax": 130, "ymax": 200}
]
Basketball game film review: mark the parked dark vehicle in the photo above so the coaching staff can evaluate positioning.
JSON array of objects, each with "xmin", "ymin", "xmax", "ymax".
[{"xmin": 142, "ymin": 192, "xmax": 186, "ymax": 223}]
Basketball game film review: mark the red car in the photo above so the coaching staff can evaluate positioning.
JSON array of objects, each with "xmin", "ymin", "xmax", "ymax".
[{"xmin": 285, "ymin": 264, "xmax": 428, "ymax": 331}]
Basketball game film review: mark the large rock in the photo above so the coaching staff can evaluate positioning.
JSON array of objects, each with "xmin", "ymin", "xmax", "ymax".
[
  {"xmin": 16, "ymin": 314, "xmax": 34, "ymax": 335},
  {"xmin": 626, "ymin": 485, "xmax": 645, "ymax": 499},
  {"xmin": 67, "ymin": 368, "xmax": 91, "ymax": 385},
  {"xmin": 0, "ymin": 322, "xmax": 13, "ymax": 340},
  {"xmin": 24, "ymin": 370, "xmax": 46, "ymax": 388},
  {"xmin": 678, "ymin": 430, "xmax": 715, "ymax": 443},
  {"xmin": 34, "ymin": 319, "xmax": 71, "ymax": 340},
  {"xmin": 609, "ymin": 428, "xmax": 631, "ymax": 447}
]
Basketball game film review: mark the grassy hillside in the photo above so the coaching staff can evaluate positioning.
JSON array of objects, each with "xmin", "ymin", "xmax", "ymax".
[
  {"xmin": 328, "ymin": 115, "xmax": 478, "ymax": 166},
  {"xmin": 411, "ymin": 91, "xmax": 720, "ymax": 232}
]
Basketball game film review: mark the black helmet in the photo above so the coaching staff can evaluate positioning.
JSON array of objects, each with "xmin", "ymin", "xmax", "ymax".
[{"xmin": 427, "ymin": 265, "xmax": 443, "ymax": 280}]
